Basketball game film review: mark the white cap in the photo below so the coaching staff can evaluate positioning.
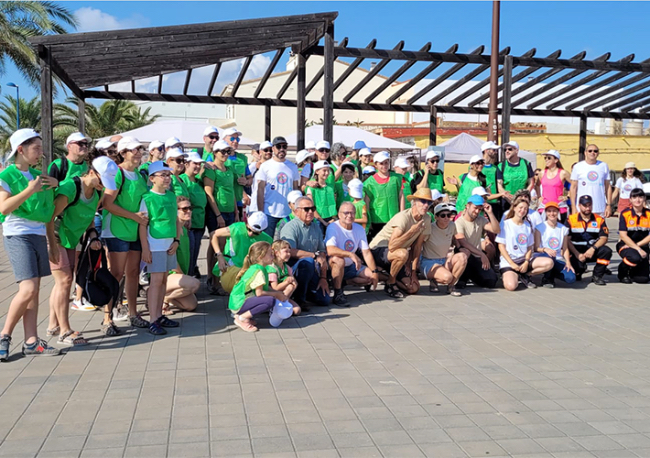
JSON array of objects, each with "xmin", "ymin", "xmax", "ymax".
[
  {"xmin": 472, "ymin": 186, "xmax": 489, "ymax": 196},
  {"xmin": 117, "ymin": 136, "xmax": 142, "ymax": 151},
  {"xmin": 295, "ymin": 149, "xmax": 315, "ymax": 164},
  {"xmin": 186, "ymin": 151, "xmax": 205, "ymax": 163},
  {"xmin": 481, "ymin": 141, "xmax": 500, "ymax": 152},
  {"xmin": 287, "ymin": 190, "xmax": 303, "ymax": 205},
  {"xmin": 359, "ymin": 148, "xmax": 372, "ymax": 156},
  {"xmin": 212, "ymin": 140, "xmax": 230, "ymax": 152},
  {"xmin": 503, "ymin": 140, "xmax": 519, "ymax": 150},
  {"xmin": 313, "ymin": 160, "xmax": 330, "ymax": 172},
  {"xmin": 305, "ymin": 140, "xmax": 317, "ymax": 150},
  {"xmin": 362, "ymin": 166, "xmax": 376, "ymax": 174},
  {"xmin": 247, "ymin": 212, "xmax": 268, "ymax": 232},
  {"xmin": 66, "ymin": 132, "xmax": 91, "ymax": 146},
  {"xmin": 340, "ymin": 161, "xmax": 356, "ymax": 170},
  {"xmin": 545, "ymin": 149, "xmax": 560, "ymax": 159},
  {"xmin": 223, "ymin": 127, "xmax": 242, "ymax": 137},
  {"xmin": 431, "ymin": 189, "xmax": 445, "ymax": 201},
  {"xmin": 165, "ymin": 137, "xmax": 183, "ymax": 148},
  {"xmin": 316, "ymin": 140, "xmax": 331, "ymax": 150},
  {"xmin": 469, "ymin": 155, "xmax": 483, "ymax": 164},
  {"xmin": 426, "ymin": 150, "xmax": 441, "ymax": 160},
  {"xmin": 348, "ymin": 178, "xmax": 364, "ymax": 199},
  {"xmin": 434, "ymin": 203, "xmax": 456, "ymax": 215},
  {"xmin": 95, "ymin": 139, "xmax": 116, "ymax": 151},
  {"xmin": 373, "ymin": 151, "xmax": 390, "ymax": 164},
  {"xmin": 148, "ymin": 140, "xmax": 164, "ymax": 151},
  {"xmin": 269, "ymin": 300, "xmax": 293, "ymax": 327},
  {"xmin": 92, "ymin": 156, "xmax": 119, "ymax": 191},
  {"xmin": 165, "ymin": 147, "xmax": 186, "ymax": 160},
  {"xmin": 203, "ymin": 126, "xmax": 219, "ymax": 137},
  {"xmin": 259, "ymin": 141, "xmax": 273, "ymax": 150},
  {"xmin": 394, "ymin": 157, "xmax": 410, "ymax": 169},
  {"xmin": 7, "ymin": 129, "xmax": 40, "ymax": 161},
  {"xmin": 148, "ymin": 161, "xmax": 173, "ymax": 176}
]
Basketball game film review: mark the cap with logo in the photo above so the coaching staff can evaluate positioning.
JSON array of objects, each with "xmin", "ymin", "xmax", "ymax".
[
  {"xmin": 503, "ymin": 140, "xmax": 520, "ymax": 150},
  {"xmin": 545, "ymin": 149, "xmax": 560, "ymax": 159},
  {"xmin": 269, "ymin": 300, "xmax": 293, "ymax": 327},
  {"xmin": 186, "ymin": 151, "xmax": 205, "ymax": 163},
  {"xmin": 259, "ymin": 140, "xmax": 273, "ymax": 150},
  {"xmin": 313, "ymin": 160, "xmax": 330, "ymax": 172},
  {"xmin": 362, "ymin": 166, "xmax": 376, "ymax": 174},
  {"xmin": 579, "ymin": 195, "xmax": 593, "ymax": 206},
  {"xmin": 316, "ymin": 140, "xmax": 331, "ymax": 150},
  {"xmin": 165, "ymin": 147, "xmax": 187, "ymax": 160},
  {"xmin": 394, "ymin": 157, "xmax": 410, "ymax": 169},
  {"xmin": 117, "ymin": 136, "xmax": 142, "ymax": 152},
  {"xmin": 66, "ymin": 132, "xmax": 91, "ymax": 146},
  {"xmin": 469, "ymin": 155, "xmax": 483, "ymax": 164},
  {"xmin": 212, "ymin": 140, "xmax": 231, "ymax": 151},
  {"xmin": 247, "ymin": 212, "xmax": 268, "ymax": 232},
  {"xmin": 373, "ymin": 151, "xmax": 390, "ymax": 164},
  {"xmin": 434, "ymin": 203, "xmax": 455, "ymax": 215},
  {"xmin": 348, "ymin": 178, "xmax": 364, "ymax": 199},
  {"xmin": 95, "ymin": 139, "xmax": 116, "ymax": 151},
  {"xmin": 91, "ymin": 156, "xmax": 118, "ymax": 191},
  {"xmin": 223, "ymin": 127, "xmax": 242, "ymax": 137},
  {"xmin": 147, "ymin": 161, "xmax": 172, "ymax": 176},
  {"xmin": 426, "ymin": 150, "xmax": 441, "ymax": 160},
  {"xmin": 164, "ymin": 137, "xmax": 183, "ymax": 148}
]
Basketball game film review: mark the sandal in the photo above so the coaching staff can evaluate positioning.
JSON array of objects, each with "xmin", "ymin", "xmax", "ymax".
[
  {"xmin": 46, "ymin": 326, "xmax": 60, "ymax": 337},
  {"xmin": 429, "ymin": 281, "xmax": 440, "ymax": 293},
  {"xmin": 234, "ymin": 317, "xmax": 258, "ymax": 333},
  {"xmin": 384, "ymin": 283, "xmax": 404, "ymax": 299},
  {"xmin": 57, "ymin": 330, "xmax": 88, "ymax": 347},
  {"xmin": 101, "ymin": 321, "xmax": 122, "ymax": 336},
  {"xmin": 448, "ymin": 287, "xmax": 462, "ymax": 297}
]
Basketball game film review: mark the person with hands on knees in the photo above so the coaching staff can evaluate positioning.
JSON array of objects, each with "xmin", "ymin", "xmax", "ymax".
[
  {"xmin": 496, "ymin": 196, "xmax": 553, "ymax": 291},
  {"xmin": 617, "ymin": 188, "xmax": 650, "ymax": 284},
  {"xmin": 139, "ymin": 161, "xmax": 182, "ymax": 335},
  {"xmin": 268, "ymin": 240, "xmax": 301, "ymax": 316},
  {"xmin": 228, "ymin": 241, "xmax": 291, "ymax": 333},
  {"xmin": 326, "ymin": 202, "xmax": 380, "ymax": 307},
  {"xmin": 534, "ymin": 201, "xmax": 576, "ymax": 288}
]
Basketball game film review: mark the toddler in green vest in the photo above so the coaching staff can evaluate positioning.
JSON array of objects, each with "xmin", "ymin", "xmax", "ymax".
[{"xmin": 139, "ymin": 161, "xmax": 183, "ymax": 336}]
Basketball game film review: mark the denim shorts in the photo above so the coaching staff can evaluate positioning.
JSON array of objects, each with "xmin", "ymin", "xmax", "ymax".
[
  {"xmin": 4, "ymin": 234, "xmax": 51, "ymax": 282},
  {"xmin": 343, "ymin": 263, "xmax": 366, "ymax": 280},
  {"xmin": 420, "ymin": 257, "xmax": 446, "ymax": 277},
  {"xmin": 103, "ymin": 237, "xmax": 142, "ymax": 253}
]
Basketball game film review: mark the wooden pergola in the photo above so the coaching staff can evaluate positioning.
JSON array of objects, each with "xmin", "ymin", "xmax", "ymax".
[{"xmin": 31, "ymin": 12, "xmax": 650, "ymax": 166}]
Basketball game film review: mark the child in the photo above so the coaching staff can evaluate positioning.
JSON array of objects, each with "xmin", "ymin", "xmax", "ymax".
[
  {"xmin": 228, "ymin": 241, "xmax": 290, "ymax": 332},
  {"xmin": 306, "ymin": 160, "xmax": 337, "ymax": 232},
  {"xmin": 334, "ymin": 162, "xmax": 357, "ymax": 209},
  {"xmin": 139, "ymin": 161, "xmax": 182, "ymax": 335},
  {"xmin": 268, "ymin": 240, "xmax": 301, "ymax": 316},
  {"xmin": 348, "ymin": 178, "xmax": 369, "ymax": 233}
]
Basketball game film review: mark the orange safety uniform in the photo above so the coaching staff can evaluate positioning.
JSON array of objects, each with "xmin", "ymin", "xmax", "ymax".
[
  {"xmin": 567, "ymin": 212, "xmax": 612, "ymax": 278},
  {"xmin": 617, "ymin": 207, "xmax": 650, "ymax": 283}
]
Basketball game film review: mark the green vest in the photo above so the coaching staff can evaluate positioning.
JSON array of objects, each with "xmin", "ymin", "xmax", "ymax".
[
  {"xmin": 482, "ymin": 164, "xmax": 499, "ymax": 204},
  {"xmin": 353, "ymin": 199, "xmax": 370, "ymax": 234},
  {"xmin": 48, "ymin": 157, "xmax": 88, "ymax": 180},
  {"xmin": 138, "ymin": 161, "xmax": 151, "ymax": 177},
  {"xmin": 500, "ymin": 158, "xmax": 531, "ymax": 194},
  {"xmin": 364, "ymin": 172, "xmax": 402, "ymax": 224},
  {"xmin": 143, "ymin": 190, "xmax": 177, "ymax": 240},
  {"xmin": 334, "ymin": 181, "xmax": 354, "ymax": 209},
  {"xmin": 398, "ymin": 173, "xmax": 412, "ymax": 209},
  {"xmin": 228, "ymin": 152, "xmax": 248, "ymax": 203},
  {"xmin": 213, "ymin": 222, "xmax": 272, "ymax": 275},
  {"xmin": 56, "ymin": 178, "xmax": 100, "ymax": 249},
  {"xmin": 267, "ymin": 262, "xmax": 290, "ymax": 283},
  {"xmin": 205, "ymin": 164, "xmax": 236, "ymax": 213},
  {"xmin": 308, "ymin": 185, "xmax": 337, "ymax": 219},
  {"xmin": 228, "ymin": 264, "xmax": 268, "ymax": 311},
  {"xmin": 171, "ymin": 174, "xmax": 189, "ymax": 198},
  {"xmin": 105, "ymin": 169, "xmax": 148, "ymax": 242},
  {"xmin": 181, "ymin": 174, "xmax": 207, "ymax": 229},
  {"xmin": 0, "ymin": 165, "xmax": 54, "ymax": 223},
  {"xmin": 427, "ymin": 170, "xmax": 445, "ymax": 193},
  {"xmin": 177, "ymin": 227, "xmax": 190, "ymax": 275},
  {"xmin": 455, "ymin": 173, "xmax": 482, "ymax": 213}
]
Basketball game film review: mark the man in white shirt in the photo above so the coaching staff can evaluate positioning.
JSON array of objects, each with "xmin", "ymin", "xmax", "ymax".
[
  {"xmin": 256, "ymin": 136, "xmax": 300, "ymax": 237},
  {"xmin": 247, "ymin": 141, "xmax": 273, "ymax": 214},
  {"xmin": 570, "ymin": 144, "xmax": 612, "ymax": 217},
  {"xmin": 326, "ymin": 202, "xmax": 379, "ymax": 306}
]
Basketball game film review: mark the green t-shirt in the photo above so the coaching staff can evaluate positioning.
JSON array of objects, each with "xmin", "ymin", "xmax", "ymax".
[
  {"xmin": 55, "ymin": 178, "xmax": 100, "ymax": 249},
  {"xmin": 482, "ymin": 164, "xmax": 499, "ymax": 204},
  {"xmin": 227, "ymin": 152, "xmax": 248, "ymax": 204},
  {"xmin": 213, "ymin": 222, "xmax": 273, "ymax": 275},
  {"xmin": 176, "ymin": 227, "xmax": 190, "ymax": 275},
  {"xmin": 353, "ymin": 199, "xmax": 370, "ymax": 234},
  {"xmin": 228, "ymin": 264, "xmax": 268, "ymax": 311},
  {"xmin": 171, "ymin": 174, "xmax": 189, "ymax": 198},
  {"xmin": 181, "ymin": 174, "xmax": 207, "ymax": 229},
  {"xmin": 204, "ymin": 164, "xmax": 236, "ymax": 213},
  {"xmin": 105, "ymin": 169, "xmax": 148, "ymax": 242}
]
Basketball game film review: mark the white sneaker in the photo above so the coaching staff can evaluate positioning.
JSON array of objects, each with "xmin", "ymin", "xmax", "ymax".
[
  {"xmin": 113, "ymin": 303, "xmax": 129, "ymax": 322},
  {"xmin": 71, "ymin": 299, "xmax": 96, "ymax": 312}
]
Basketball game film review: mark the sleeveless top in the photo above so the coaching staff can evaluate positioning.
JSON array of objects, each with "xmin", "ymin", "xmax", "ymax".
[{"xmin": 540, "ymin": 168, "xmax": 567, "ymax": 213}]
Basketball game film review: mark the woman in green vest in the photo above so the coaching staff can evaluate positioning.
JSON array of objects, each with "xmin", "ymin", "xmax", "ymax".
[
  {"xmin": 447, "ymin": 155, "xmax": 504, "ymax": 213},
  {"xmin": 496, "ymin": 141, "xmax": 534, "ymax": 212},
  {"xmin": 181, "ymin": 151, "xmax": 208, "ymax": 278},
  {"xmin": 166, "ymin": 148, "xmax": 190, "ymax": 198},
  {"xmin": 163, "ymin": 196, "xmax": 200, "ymax": 316},
  {"xmin": 138, "ymin": 140, "xmax": 164, "ymax": 178},
  {"xmin": 223, "ymin": 127, "xmax": 250, "ymax": 220},
  {"xmin": 102, "ymin": 137, "xmax": 150, "ymax": 329},
  {"xmin": 0, "ymin": 129, "xmax": 60, "ymax": 360},
  {"xmin": 363, "ymin": 151, "xmax": 404, "ymax": 238},
  {"xmin": 334, "ymin": 162, "xmax": 357, "ymax": 209},
  {"xmin": 413, "ymin": 150, "xmax": 446, "ymax": 194},
  {"xmin": 306, "ymin": 160, "xmax": 337, "ymax": 234}
]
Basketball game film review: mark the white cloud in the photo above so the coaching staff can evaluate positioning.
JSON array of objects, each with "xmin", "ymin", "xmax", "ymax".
[{"xmin": 75, "ymin": 7, "xmax": 149, "ymax": 33}]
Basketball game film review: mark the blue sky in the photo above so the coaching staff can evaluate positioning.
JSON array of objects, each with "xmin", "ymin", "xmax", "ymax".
[{"xmin": 3, "ymin": 1, "xmax": 650, "ymax": 102}]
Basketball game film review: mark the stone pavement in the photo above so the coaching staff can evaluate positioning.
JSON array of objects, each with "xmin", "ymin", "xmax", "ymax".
[{"xmin": 2, "ymin": 231, "xmax": 650, "ymax": 457}]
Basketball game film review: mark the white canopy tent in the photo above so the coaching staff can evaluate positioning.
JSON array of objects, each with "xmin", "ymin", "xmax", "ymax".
[
  {"xmin": 440, "ymin": 132, "xmax": 537, "ymax": 168},
  {"xmin": 284, "ymin": 125, "xmax": 417, "ymax": 152}
]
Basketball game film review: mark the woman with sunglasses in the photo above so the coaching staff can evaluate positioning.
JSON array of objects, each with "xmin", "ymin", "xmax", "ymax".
[
  {"xmin": 537, "ymin": 150, "xmax": 570, "ymax": 223},
  {"xmin": 223, "ymin": 127, "xmax": 250, "ymax": 220},
  {"xmin": 306, "ymin": 160, "xmax": 338, "ymax": 235},
  {"xmin": 447, "ymin": 155, "xmax": 503, "ymax": 213},
  {"xmin": 138, "ymin": 140, "xmax": 165, "ymax": 177},
  {"xmin": 413, "ymin": 150, "xmax": 446, "ymax": 195},
  {"xmin": 181, "ymin": 152, "xmax": 208, "ymax": 278},
  {"xmin": 166, "ymin": 148, "xmax": 190, "ymax": 198}
]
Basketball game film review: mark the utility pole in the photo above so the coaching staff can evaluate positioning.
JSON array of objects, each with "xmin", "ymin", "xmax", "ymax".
[{"xmin": 487, "ymin": 0, "xmax": 500, "ymax": 141}]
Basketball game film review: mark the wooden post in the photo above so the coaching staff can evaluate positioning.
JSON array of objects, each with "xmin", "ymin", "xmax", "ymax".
[
  {"xmin": 429, "ymin": 105, "xmax": 437, "ymax": 146},
  {"xmin": 579, "ymin": 112, "xmax": 587, "ymax": 161},
  {"xmin": 296, "ymin": 53, "xmax": 306, "ymax": 151},
  {"xmin": 487, "ymin": 0, "xmax": 501, "ymax": 141},
  {"xmin": 39, "ymin": 45, "xmax": 53, "ymax": 168},
  {"xmin": 323, "ymin": 23, "xmax": 335, "ymax": 145},
  {"xmin": 500, "ymin": 55, "xmax": 513, "ymax": 152},
  {"xmin": 77, "ymin": 98, "xmax": 86, "ymax": 133},
  {"xmin": 265, "ymin": 105, "xmax": 271, "ymax": 142}
]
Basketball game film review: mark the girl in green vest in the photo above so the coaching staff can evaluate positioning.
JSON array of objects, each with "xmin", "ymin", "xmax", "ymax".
[
  {"xmin": 139, "ymin": 161, "xmax": 182, "ymax": 335},
  {"xmin": 102, "ymin": 138, "xmax": 149, "ymax": 329},
  {"xmin": 47, "ymin": 162, "xmax": 106, "ymax": 345},
  {"xmin": 0, "ymin": 129, "xmax": 60, "ymax": 360},
  {"xmin": 229, "ymin": 241, "xmax": 289, "ymax": 333},
  {"xmin": 306, "ymin": 160, "xmax": 337, "ymax": 233},
  {"xmin": 334, "ymin": 162, "xmax": 357, "ymax": 209},
  {"xmin": 181, "ymin": 152, "xmax": 208, "ymax": 277},
  {"xmin": 268, "ymin": 240, "xmax": 301, "ymax": 316},
  {"xmin": 446, "ymin": 155, "xmax": 503, "ymax": 213},
  {"xmin": 163, "ymin": 196, "xmax": 200, "ymax": 316}
]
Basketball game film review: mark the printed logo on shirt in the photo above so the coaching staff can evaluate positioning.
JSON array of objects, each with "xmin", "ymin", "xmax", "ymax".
[
  {"xmin": 276, "ymin": 172, "xmax": 288, "ymax": 185},
  {"xmin": 628, "ymin": 218, "xmax": 636, "ymax": 227},
  {"xmin": 624, "ymin": 183, "xmax": 633, "ymax": 192},
  {"xmin": 517, "ymin": 233, "xmax": 528, "ymax": 246},
  {"xmin": 548, "ymin": 237, "xmax": 560, "ymax": 249},
  {"xmin": 344, "ymin": 239, "xmax": 355, "ymax": 251},
  {"xmin": 587, "ymin": 171, "xmax": 599, "ymax": 182},
  {"xmin": 591, "ymin": 221, "xmax": 598, "ymax": 228}
]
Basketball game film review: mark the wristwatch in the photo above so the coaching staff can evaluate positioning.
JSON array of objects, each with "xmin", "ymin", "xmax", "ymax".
[{"xmin": 173, "ymin": 238, "xmax": 180, "ymax": 244}]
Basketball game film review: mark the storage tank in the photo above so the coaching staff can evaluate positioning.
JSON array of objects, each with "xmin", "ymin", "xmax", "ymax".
[{"xmin": 626, "ymin": 120, "xmax": 644, "ymax": 136}]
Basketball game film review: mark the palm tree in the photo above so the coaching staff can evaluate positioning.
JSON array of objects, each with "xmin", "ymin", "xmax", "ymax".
[{"xmin": 0, "ymin": 1, "xmax": 77, "ymax": 88}]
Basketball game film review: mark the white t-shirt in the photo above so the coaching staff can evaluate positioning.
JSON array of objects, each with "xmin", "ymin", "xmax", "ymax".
[
  {"xmin": 536, "ymin": 221, "xmax": 568, "ymax": 261},
  {"xmin": 571, "ymin": 160, "xmax": 610, "ymax": 214},
  {"xmin": 501, "ymin": 208, "xmax": 543, "ymax": 228},
  {"xmin": 615, "ymin": 177, "xmax": 644, "ymax": 199},
  {"xmin": 139, "ymin": 191, "xmax": 174, "ymax": 252},
  {"xmin": 0, "ymin": 171, "xmax": 47, "ymax": 236},
  {"xmin": 300, "ymin": 163, "xmax": 312, "ymax": 179},
  {"xmin": 496, "ymin": 218, "xmax": 534, "ymax": 268},
  {"xmin": 325, "ymin": 221, "xmax": 369, "ymax": 266},
  {"xmin": 102, "ymin": 169, "xmax": 139, "ymax": 239},
  {"xmin": 257, "ymin": 159, "xmax": 299, "ymax": 218}
]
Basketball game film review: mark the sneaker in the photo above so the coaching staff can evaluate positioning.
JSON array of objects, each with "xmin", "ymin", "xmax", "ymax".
[
  {"xmin": 541, "ymin": 279, "xmax": 555, "ymax": 288},
  {"xmin": 592, "ymin": 276, "xmax": 606, "ymax": 286},
  {"xmin": 620, "ymin": 276, "xmax": 632, "ymax": 284},
  {"xmin": 71, "ymin": 299, "xmax": 96, "ymax": 312},
  {"xmin": 139, "ymin": 269, "xmax": 149, "ymax": 286},
  {"xmin": 156, "ymin": 316, "xmax": 179, "ymax": 328},
  {"xmin": 520, "ymin": 274, "xmax": 537, "ymax": 289},
  {"xmin": 148, "ymin": 321, "xmax": 167, "ymax": 335},
  {"xmin": 113, "ymin": 304, "xmax": 129, "ymax": 322},
  {"xmin": 130, "ymin": 315, "xmax": 150, "ymax": 328},
  {"xmin": 22, "ymin": 338, "xmax": 60, "ymax": 357},
  {"xmin": 0, "ymin": 335, "xmax": 11, "ymax": 362},
  {"xmin": 333, "ymin": 289, "xmax": 350, "ymax": 307}
]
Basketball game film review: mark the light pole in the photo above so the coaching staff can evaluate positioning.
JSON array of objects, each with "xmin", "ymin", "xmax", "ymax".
[
  {"xmin": 6, "ymin": 83, "xmax": 19, "ymax": 128},
  {"xmin": 487, "ymin": 1, "xmax": 500, "ymax": 142}
]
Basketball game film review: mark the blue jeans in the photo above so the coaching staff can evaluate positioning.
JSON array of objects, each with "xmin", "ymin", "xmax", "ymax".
[
  {"xmin": 264, "ymin": 215, "xmax": 282, "ymax": 238},
  {"xmin": 544, "ymin": 259, "xmax": 576, "ymax": 284},
  {"xmin": 188, "ymin": 228, "xmax": 204, "ymax": 275},
  {"xmin": 291, "ymin": 257, "xmax": 331, "ymax": 306}
]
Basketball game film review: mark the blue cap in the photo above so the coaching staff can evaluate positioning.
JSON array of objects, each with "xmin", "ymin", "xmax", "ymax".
[
  {"xmin": 148, "ymin": 161, "xmax": 172, "ymax": 176},
  {"xmin": 467, "ymin": 195, "xmax": 485, "ymax": 206},
  {"xmin": 354, "ymin": 140, "xmax": 367, "ymax": 150}
]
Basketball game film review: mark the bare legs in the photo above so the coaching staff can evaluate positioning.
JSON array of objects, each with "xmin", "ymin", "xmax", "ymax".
[{"xmin": 1, "ymin": 278, "xmax": 40, "ymax": 345}]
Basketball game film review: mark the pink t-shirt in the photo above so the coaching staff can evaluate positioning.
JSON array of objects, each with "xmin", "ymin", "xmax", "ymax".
[{"xmin": 540, "ymin": 169, "xmax": 567, "ymax": 213}]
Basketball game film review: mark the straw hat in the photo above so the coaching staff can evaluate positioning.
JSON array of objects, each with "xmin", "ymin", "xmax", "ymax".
[{"xmin": 407, "ymin": 187, "xmax": 437, "ymax": 202}]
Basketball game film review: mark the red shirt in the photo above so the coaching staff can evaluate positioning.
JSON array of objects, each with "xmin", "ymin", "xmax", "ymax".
[{"xmin": 374, "ymin": 173, "xmax": 390, "ymax": 185}]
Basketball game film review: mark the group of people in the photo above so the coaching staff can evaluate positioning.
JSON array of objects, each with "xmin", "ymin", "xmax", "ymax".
[{"xmin": 0, "ymin": 124, "xmax": 647, "ymax": 357}]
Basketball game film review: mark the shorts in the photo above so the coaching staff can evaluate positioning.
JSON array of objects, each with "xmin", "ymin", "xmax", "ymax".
[
  {"xmin": 420, "ymin": 257, "xmax": 446, "ymax": 277},
  {"xmin": 370, "ymin": 246, "xmax": 407, "ymax": 279},
  {"xmin": 343, "ymin": 263, "xmax": 366, "ymax": 280},
  {"xmin": 49, "ymin": 244, "xmax": 77, "ymax": 271},
  {"xmin": 206, "ymin": 206, "xmax": 236, "ymax": 233},
  {"xmin": 103, "ymin": 237, "xmax": 142, "ymax": 253},
  {"xmin": 4, "ymin": 234, "xmax": 51, "ymax": 282},
  {"xmin": 147, "ymin": 251, "xmax": 177, "ymax": 273}
]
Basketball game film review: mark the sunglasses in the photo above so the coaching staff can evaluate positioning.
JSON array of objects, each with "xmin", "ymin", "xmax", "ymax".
[
  {"xmin": 229, "ymin": 136, "xmax": 240, "ymax": 142},
  {"xmin": 298, "ymin": 206, "xmax": 316, "ymax": 212},
  {"xmin": 437, "ymin": 213, "xmax": 452, "ymax": 218},
  {"xmin": 217, "ymin": 150, "xmax": 231, "ymax": 155},
  {"xmin": 429, "ymin": 159, "xmax": 440, "ymax": 163},
  {"xmin": 276, "ymin": 144, "xmax": 288, "ymax": 150},
  {"xmin": 262, "ymin": 148, "xmax": 273, "ymax": 152},
  {"xmin": 208, "ymin": 135, "xmax": 220, "ymax": 140},
  {"xmin": 587, "ymin": 149, "xmax": 599, "ymax": 153},
  {"xmin": 178, "ymin": 207, "xmax": 192, "ymax": 213},
  {"xmin": 474, "ymin": 161, "xmax": 485, "ymax": 165},
  {"xmin": 170, "ymin": 158, "xmax": 187, "ymax": 163},
  {"xmin": 318, "ymin": 148, "xmax": 330, "ymax": 152},
  {"xmin": 74, "ymin": 142, "xmax": 89, "ymax": 148},
  {"xmin": 543, "ymin": 156, "xmax": 554, "ymax": 160},
  {"xmin": 505, "ymin": 147, "xmax": 516, "ymax": 151}
]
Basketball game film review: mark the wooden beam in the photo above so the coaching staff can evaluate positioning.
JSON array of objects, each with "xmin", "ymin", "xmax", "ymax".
[
  {"xmin": 48, "ymin": 55, "xmax": 85, "ymax": 99},
  {"xmin": 579, "ymin": 113, "xmax": 587, "ymax": 161},
  {"xmin": 621, "ymin": 94, "xmax": 650, "ymax": 113},
  {"xmin": 157, "ymin": 74, "xmax": 163, "ymax": 94},
  {"xmin": 297, "ymin": 53, "xmax": 306, "ymax": 151},
  {"xmin": 39, "ymin": 45, "xmax": 53, "ymax": 168},
  {"xmin": 584, "ymin": 77, "xmax": 650, "ymax": 112},
  {"xmin": 277, "ymin": 66, "xmax": 298, "ymax": 99},
  {"xmin": 429, "ymin": 105, "xmax": 437, "ymax": 146},
  {"xmin": 231, "ymin": 56, "xmax": 252, "ymax": 97},
  {"xmin": 332, "ymin": 39, "xmax": 377, "ymax": 92},
  {"xmin": 254, "ymin": 49, "xmax": 284, "ymax": 98},
  {"xmin": 182, "ymin": 69, "xmax": 192, "ymax": 95},
  {"xmin": 77, "ymin": 98, "xmax": 86, "ymax": 133},
  {"xmin": 265, "ymin": 105, "xmax": 272, "ymax": 141},
  {"xmin": 207, "ymin": 63, "xmax": 221, "ymax": 96},
  {"xmin": 604, "ymin": 87, "xmax": 650, "ymax": 112},
  {"xmin": 564, "ymin": 72, "xmax": 650, "ymax": 111},
  {"xmin": 343, "ymin": 41, "xmax": 405, "ymax": 103},
  {"xmin": 501, "ymin": 55, "xmax": 513, "ymax": 147},
  {"xmin": 323, "ymin": 23, "xmax": 334, "ymax": 145}
]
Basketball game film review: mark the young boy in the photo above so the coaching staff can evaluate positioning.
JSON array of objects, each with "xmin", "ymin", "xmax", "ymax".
[
  {"xmin": 349, "ymin": 178, "xmax": 369, "ymax": 233},
  {"xmin": 139, "ymin": 161, "xmax": 182, "ymax": 335}
]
